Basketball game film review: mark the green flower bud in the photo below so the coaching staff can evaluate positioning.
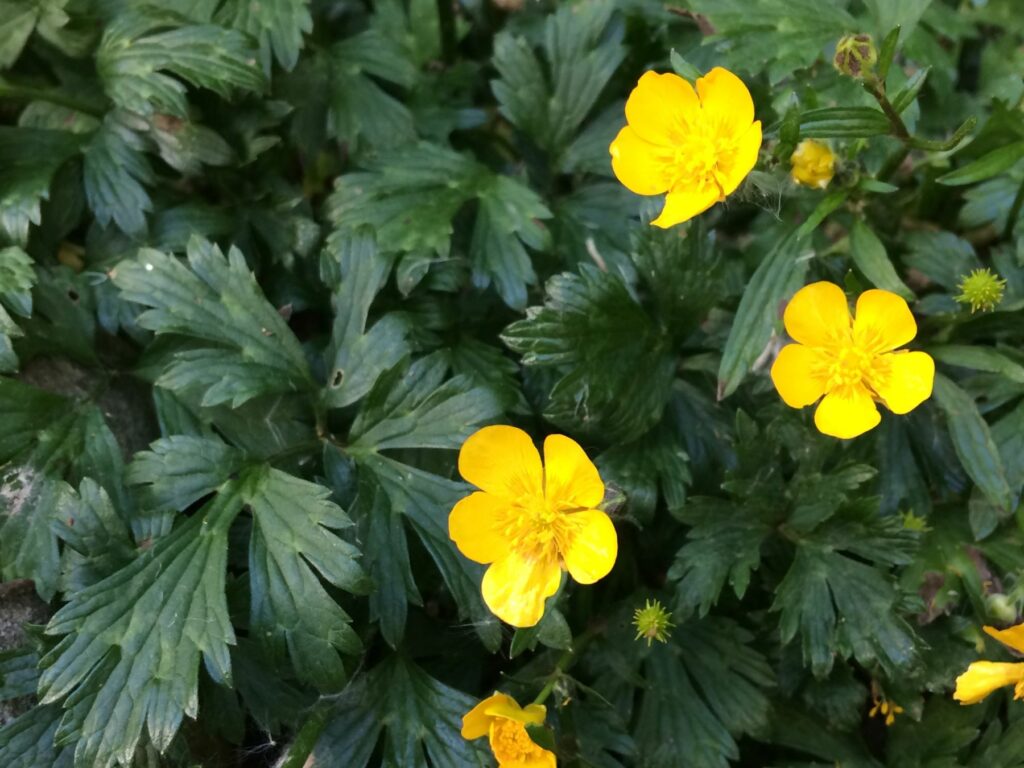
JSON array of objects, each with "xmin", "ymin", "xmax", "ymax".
[
  {"xmin": 834, "ymin": 34, "xmax": 878, "ymax": 79},
  {"xmin": 633, "ymin": 599, "xmax": 674, "ymax": 647},
  {"xmin": 955, "ymin": 268, "xmax": 1007, "ymax": 313}
]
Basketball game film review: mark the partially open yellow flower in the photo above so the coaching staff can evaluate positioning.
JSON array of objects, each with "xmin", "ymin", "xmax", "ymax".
[
  {"xmin": 770, "ymin": 282, "xmax": 935, "ymax": 439},
  {"xmin": 462, "ymin": 692, "xmax": 556, "ymax": 768},
  {"xmin": 449, "ymin": 426, "xmax": 617, "ymax": 627},
  {"xmin": 955, "ymin": 624, "xmax": 1024, "ymax": 705},
  {"xmin": 609, "ymin": 68, "xmax": 762, "ymax": 228},
  {"xmin": 790, "ymin": 139, "xmax": 836, "ymax": 189}
]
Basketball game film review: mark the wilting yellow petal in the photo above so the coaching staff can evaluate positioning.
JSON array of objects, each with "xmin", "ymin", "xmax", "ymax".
[
  {"xmin": 719, "ymin": 120, "xmax": 762, "ymax": 196},
  {"xmin": 462, "ymin": 693, "xmax": 511, "ymax": 739},
  {"xmin": 459, "ymin": 425, "xmax": 542, "ymax": 500},
  {"xmin": 543, "ymin": 434, "xmax": 604, "ymax": 510},
  {"xmin": 651, "ymin": 184, "xmax": 720, "ymax": 228},
  {"xmin": 954, "ymin": 661, "xmax": 1024, "ymax": 705},
  {"xmin": 813, "ymin": 384, "xmax": 881, "ymax": 439},
  {"xmin": 482, "ymin": 551, "xmax": 561, "ymax": 627},
  {"xmin": 853, "ymin": 289, "xmax": 917, "ymax": 353},
  {"xmin": 872, "ymin": 350, "xmax": 935, "ymax": 415},
  {"xmin": 783, "ymin": 281, "xmax": 852, "ymax": 348},
  {"xmin": 483, "ymin": 698, "xmax": 547, "ymax": 726},
  {"xmin": 561, "ymin": 509, "xmax": 617, "ymax": 585},
  {"xmin": 609, "ymin": 126, "xmax": 673, "ymax": 196},
  {"xmin": 624, "ymin": 71, "xmax": 699, "ymax": 145},
  {"xmin": 696, "ymin": 67, "xmax": 755, "ymax": 137},
  {"xmin": 449, "ymin": 492, "xmax": 510, "ymax": 564},
  {"xmin": 985, "ymin": 624, "xmax": 1024, "ymax": 655},
  {"xmin": 771, "ymin": 344, "xmax": 828, "ymax": 408}
]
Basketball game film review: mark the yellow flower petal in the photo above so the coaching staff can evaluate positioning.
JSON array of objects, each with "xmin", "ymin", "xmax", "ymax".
[
  {"xmin": 624, "ymin": 70, "xmax": 699, "ymax": 145},
  {"xmin": 543, "ymin": 434, "xmax": 604, "ymax": 510},
  {"xmin": 489, "ymin": 718, "xmax": 557, "ymax": 768},
  {"xmin": 783, "ymin": 281, "xmax": 852, "ymax": 347},
  {"xmin": 696, "ymin": 67, "xmax": 755, "ymax": 137},
  {"xmin": 718, "ymin": 120, "xmax": 762, "ymax": 196},
  {"xmin": 985, "ymin": 624, "xmax": 1024, "ymax": 655},
  {"xmin": 609, "ymin": 126, "xmax": 673, "ymax": 196},
  {"xmin": 771, "ymin": 343, "xmax": 828, "ymax": 408},
  {"xmin": 954, "ymin": 661, "xmax": 1024, "ymax": 705},
  {"xmin": 813, "ymin": 384, "xmax": 881, "ymax": 439},
  {"xmin": 561, "ymin": 509, "xmax": 617, "ymax": 585},
  {"xmin": 872, "ymin": 350, "xmax": 934, "ymax": 415},
  {"xmin": 853, "ymin": 289, "xmax": 917, "ymax": 353},
  {"xmin": 462, "ymin": 692, "xmax": 512, "ymax": 739},
  {"xmin": 449, "ymin": 492, "xmax": 510, "ymax": 564},
  {"xmin": 484, "ymin": 698, "xmax": 547, "ymax": 726},
  {"xmin": 651, "ymin": 184, "xmax": 720, "ymax": 228},
  {"xmin": 482, "ymin": 551, "xmax": 561, "ymax": 627},
  {"xmin": 459, "ymin": 425, "xmax": 542, "ymax": 500}
]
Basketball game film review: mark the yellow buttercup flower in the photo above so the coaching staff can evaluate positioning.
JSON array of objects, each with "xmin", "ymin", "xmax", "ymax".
[
  {"xmin": 609, "ymin": 68, "xmax": 762, "ymax": 228},
  {"xmin": 955, "ymin": 624, "xmax": 1024, "ymax": 705},
  {"xmin": 462, "ymin": 692, "xmax": 556, "ymax": 768},
  {"xmin": 770, "ymin": 282, "xmax": 935, "ymax": 439},
  {"xmin": 790, "ymin": 139, "xmax": 836, "ymax": 189},
  {"xmin": 449, "ymin": 426, "xmax": 617, "ymax": 627}
]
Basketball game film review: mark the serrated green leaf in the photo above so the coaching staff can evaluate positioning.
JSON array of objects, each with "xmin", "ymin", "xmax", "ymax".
[
  {"xmin": 718, "ymin": 228, "xmax": 808, "ymax": 399},
  {"xmin": 114, "ymin": 237, "xmax": 313, "ymax": 406},
  {"xmin": 0, "ymin": 704, "xmax": 73, "ymax": 768},
  {"xmin": 125, "ymin": 435, "xmax": 245, "ymax": 515},
  {"xmin": 97, "ymin": 8, "xmax": 265, "ymax": 118},
  {"xmin": 52, "ymin": 479, "xmax": 135, "ymax": 592},
  {"xmin": 0, "ymin": 646, "xmax": 39, "ymax": 702},
  {"xmin": 848, "ymin": 220, "xmax": 914, "ymax": 300},
  {"xmin": 216, "ymin": 0, "xmax": 312, "ymax": 71},
  {"xmin": 938, "ymin": 141, "xmax": 1024, "ymax": 186},
  {"xmin": 503, "ymin": 265, "xmax": 675, "ymax": 443},
  {"xmin": 0, "ymin": 245, "xmax": 35, "ymax": 313},
  {"xmin": 246, "ymin": 466, "xmax": 367, "ymax": 692},
  {"xmin": 932, "ymin": 374, "xmax": 1014, "ymax": 514},
  {"xmin": 82, "ymin": 114, "xmax": 154, "ymax": 236}
]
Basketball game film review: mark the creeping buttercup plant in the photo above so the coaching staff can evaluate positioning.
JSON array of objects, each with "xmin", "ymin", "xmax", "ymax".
[{"xmin": 1, "ymin": 1, "xmax": 1024, "ymax": 767}]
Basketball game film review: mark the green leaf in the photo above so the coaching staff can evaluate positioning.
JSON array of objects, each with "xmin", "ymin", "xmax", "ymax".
[
  {"xmin": 0, "ymin": 126, "xmax": 83, "ymax": 245},
  {"xmin": 53, "ymin": 478, "xmax": 135, "ymax": 592},
  {"xmin": 311, "ymin": 655, "xmax": 488, "ymax": 768},
  {"xmin": 669, "ymin": 49, "xmax": 702, "ymax": 81},
  {"xmin": 125, "ymin": 435, "xmax": 245, "ymax": 515},
  {"xmin": 848, "ymin": 219, "xmax": 914, "ymax": 300},
  {"xmin": 938, "ymin": 141, "xmax": 1024, "ymax": 186},
  {"xmin": 39, "ymin": 482, "xmax": 244, "ymax": 768},
  {"xmin": 0, "ymin": 646, "xmax": 39, "ymax": 701},
  {"xmin": 875, "ymin": 26, "xmax": 901, "ymax": 82},
  {"xmin": 323, "ymin": 229, "xmax": 410, "ymax": 409},
  {"xmin": 114, "ymin": 236, "xmax": 313, "ymax": 406},
  {"xmin": 890, "ymin": 66, "xmax": 930, "ymax": 114},
  {"xmin": 82, "ymin": 114, "xmax": 154, "ymax": 236},
  {"xmin": 491, "ymin": 0, "xmax": 624, "ymax": 158},
  {"xmin": 0, "ymin": 705, "xmax": 72, "ymax": 768},
  {"xmin": 97, "ymin": 8, "xmax": 266, "ymax": 118},
  {"xmin": 0, "ymin": 304, "xmax": 23, "ymax": 373},
  {"xmin": 930, "ymin": 345, "xmax": 1024, "ymax": 384},
  {"xmin": 0, "ymin": 245, "xmax": 35, "ymax": 312},
  {"xmin": 503, "ymin": 265, "xmax": 675, "ymax": 443},
  {"xmin": 718, "ymin": 228, "xmax": 808, "ymax": 399},
  {"xmin": 932, "ymin": 374, "xmax": 1014, "ymax": 514},
  {"xmin": 798, "ymin": 107, "xmax": 891, "ymax": 138},
  {"xmin": 215, "ymin": 0, "xmax": 312, "ymax": 71},
  {"xmin": 246, "ymin": 466, "xmax": 367, "ymax": 692}
]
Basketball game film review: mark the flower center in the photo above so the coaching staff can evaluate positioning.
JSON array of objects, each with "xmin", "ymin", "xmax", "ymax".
[
  {"xmin": 489, "ymin": 718, "xmax": 547, "ymax": 764},
  {"xmin": 826, "ymin": 345, "xmax": 873, "ymax": 388},
  {"xmin": 665, "ymin": 119, "xmax": 730, "ymax": 196},
  {"xmin": 499, "ymin": 496, "xmax": 582, "ymax": 561}
]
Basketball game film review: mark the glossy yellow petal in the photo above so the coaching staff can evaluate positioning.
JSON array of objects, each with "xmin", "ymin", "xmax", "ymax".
[
  {"xmin": 813, "ymin": 384, "xmax": 881, "ymax": 439},
  {"xmin": 718, "ymin": 120, "xmax": 762, "ymax": 196},
  {"xmin": 482, "ymin": 552, "xmax": 561, "ymax": 627},
  {"xmin": 954, "ymin": 661, "xmax": 1024, "ymax": 705},
  {"xmin": 651, "ymin": 184, "xmax": 719, "ymax": 228},
  {"xmin": 853, "ymin": 289, "xmax": 917, "ymax": 353},
  {"xmin": 543, "ymin": 434, "xmax": 604, "ymax": 510},
  {"xmin": 771, "ymin": 344, "xmax": 828, "ymax": 408},
  {"xmin": 873, "ymin": 350, "xmax": 935, "ymax": 415},
  {"xmin": 459, "ymin": 425, "xmax": 542, "ymax": 500},
  {"xmin": 609, "ymin": 126, "xmax": 673, "ymax": 196},
  {"xmin": 790, "ymin": 139, "xmax": 836, "ymax": 189},
  {"xmin": 696, "ymin": 67, "xmax": 755, "ymax": 137},
  {"xmin": 462, "ymin": 693, "xmax": 512, "ymax": 739},
  {"xmin": 783, "ymin": 281, "xmax": 852, "ymax": 347},
  {"xmin": 484, "ymin": 698, "xmax": 547, "ymax": 727},
  {"xmin": 985, "ymin": 624, "xmax": 1024, "ymax": 655},
  {"xmin": 624, "ymin": 71, "xmax": 699, "ymax": 145},
  {"xmin": 561, "ymin": 509, "xmax": 617, "ymax": 585},
  {"xmin": 449, "ymin": 492, "xmax": 510, "ymax": 564}
]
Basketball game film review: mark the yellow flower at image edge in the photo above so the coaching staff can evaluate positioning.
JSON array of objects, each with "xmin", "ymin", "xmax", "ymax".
[
  {"xmin": 449, "ymin": 426, "xmax": 617, "ymax": 627},
  {"xmin": 609, "ymin": 67, "xmax": 762, "ymax": 228},
  {"xmin": 770, "ymin": 282, "xmax": 935, "ymax": 439},
  {"xmin": 462, "ymin": 693, "xmax": 556, "ymax": 768},
  {"xmin": 790, "ymin": 139, "xmax": 836, "ymax": 189},
  {"xmin": 955, "ymin": 624, "xmax": 1024, "ymax": 705}
]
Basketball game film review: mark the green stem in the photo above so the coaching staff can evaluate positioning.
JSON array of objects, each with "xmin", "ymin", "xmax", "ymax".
[
  {"xmin": 1004, "ymin": 174, "xmax": 1024, "ymax": 241},
  {"xmin": 864, "ymin": 78, "xmax": 911, "ymax": 141},
  {"xmin": 0, "ymin": 81, "xmax": 106, "ymax": 117},
  {"xmin": 436, "ymin": 0, "xmax": 457, "ymax": 65},
  {"xmin": 276, "ymin": 699, "xmax": 334, "ymax": 768},
  {"xmin": 531, "ymin": 628, "xmax": 599, "ymax": 707}
]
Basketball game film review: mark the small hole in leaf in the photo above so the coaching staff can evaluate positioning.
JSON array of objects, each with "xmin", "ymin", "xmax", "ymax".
[
  {"xmin": 331, "ymin": 370, "xmax": 344, "ymax": 387},
  {"xmin": 67, "ymin": 289, "xmax": 80, "ymax": 302}
]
